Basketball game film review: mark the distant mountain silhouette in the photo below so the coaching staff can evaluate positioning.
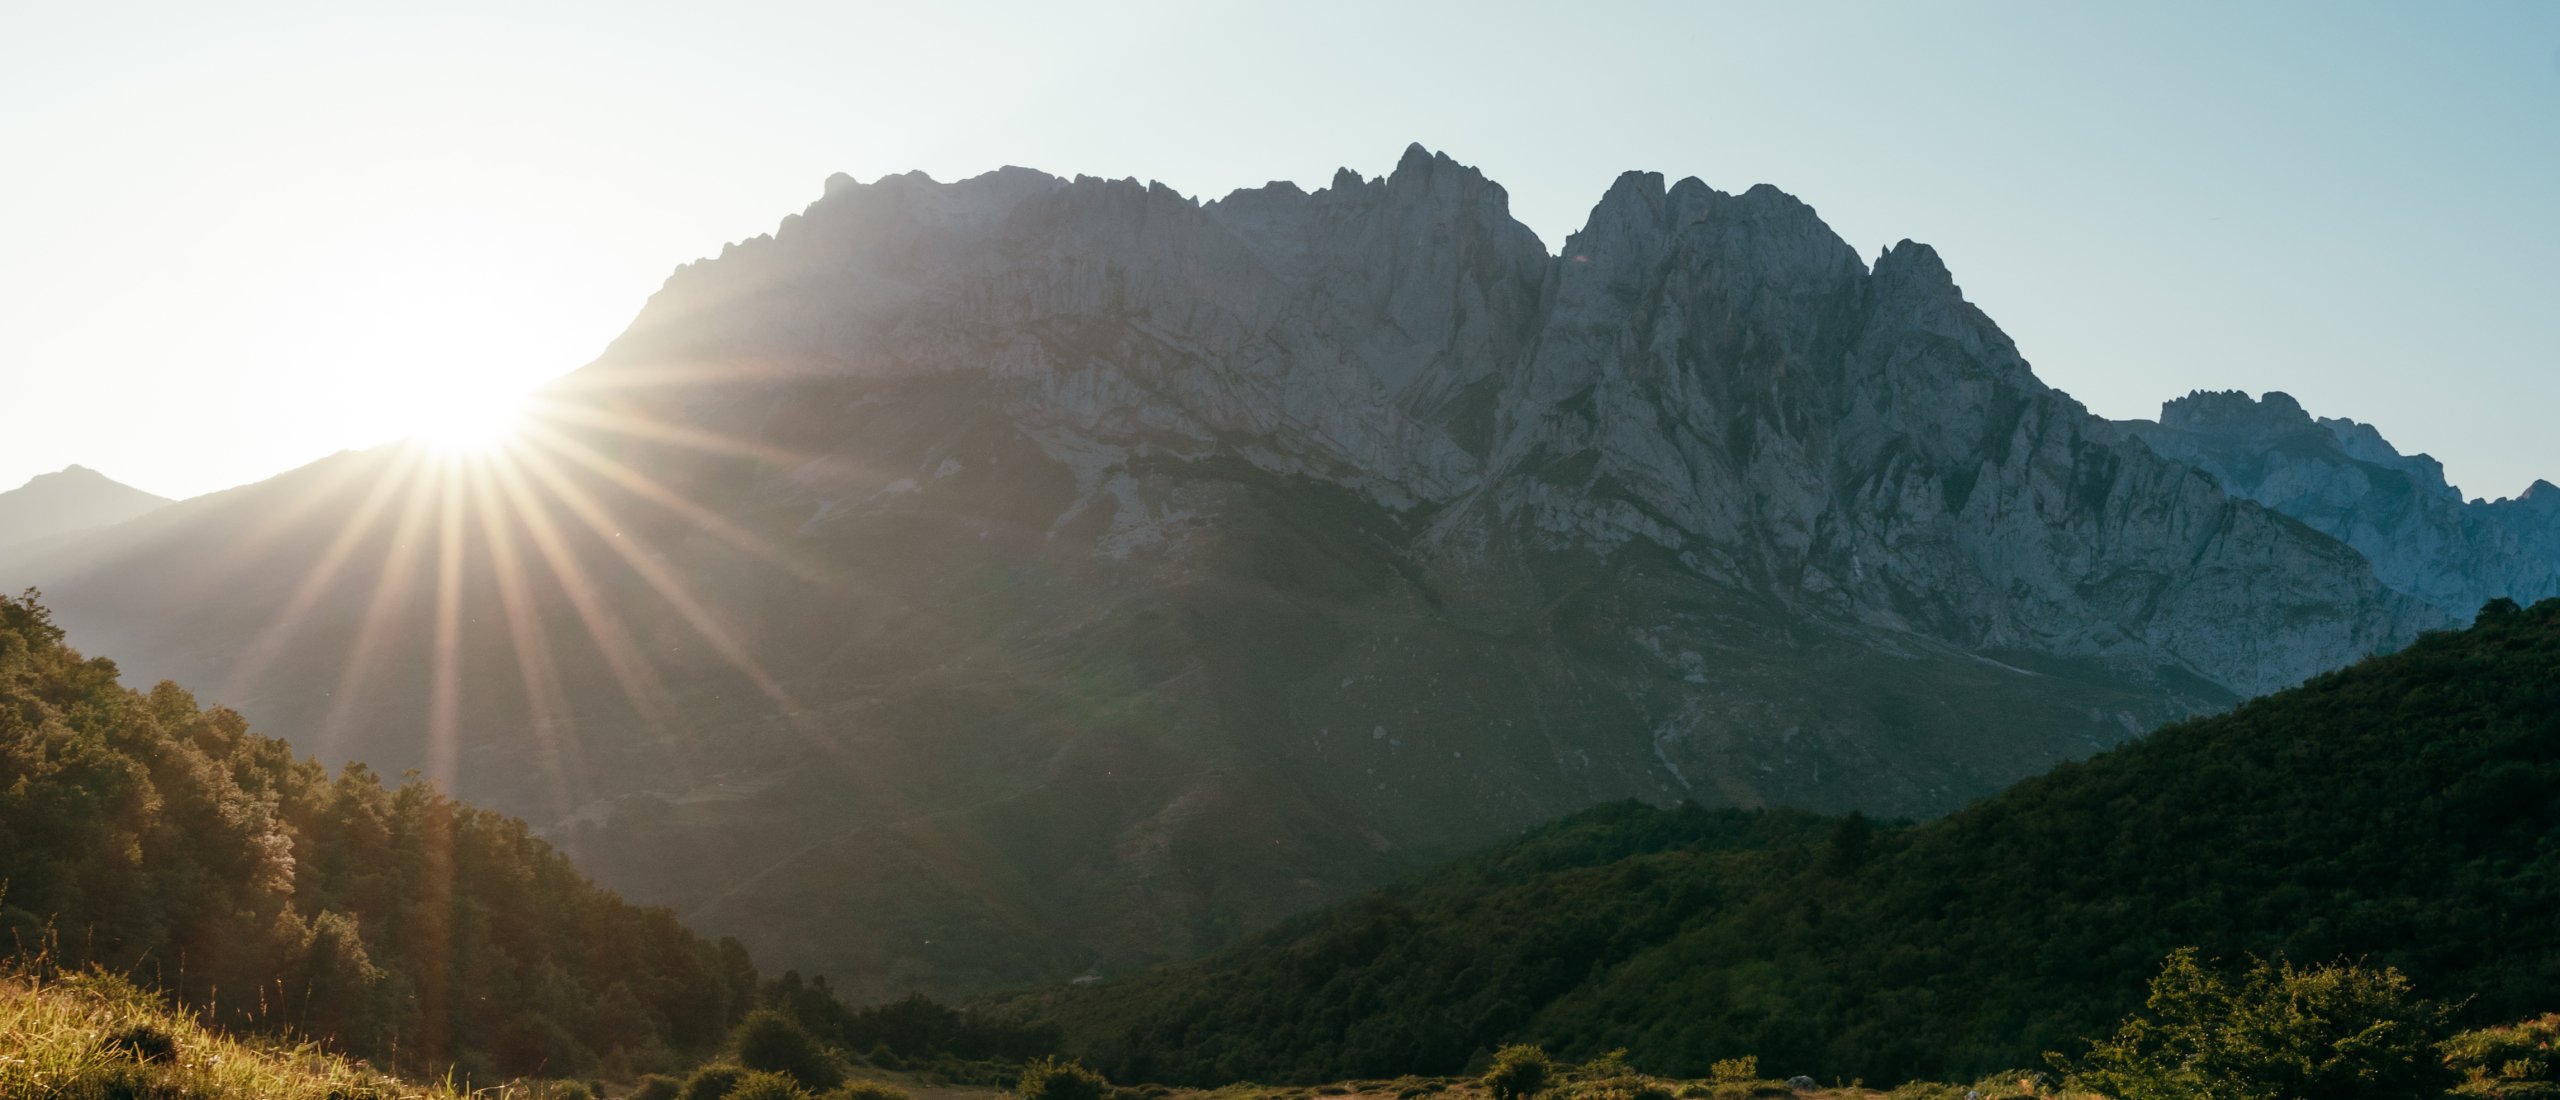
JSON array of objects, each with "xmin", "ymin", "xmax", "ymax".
[{"xmin": 0, "ymin": 464, "xmax": 169, "ymax": 549}]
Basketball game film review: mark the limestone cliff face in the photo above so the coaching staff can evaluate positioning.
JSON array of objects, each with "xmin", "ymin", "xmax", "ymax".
[
  {"xmin": 604, "ymin": 146, "xmax": 2436, "ymax": 699},
  {"xmin": 2121, "ymin": 390, "xmax": 2560, "ymax": 618}
]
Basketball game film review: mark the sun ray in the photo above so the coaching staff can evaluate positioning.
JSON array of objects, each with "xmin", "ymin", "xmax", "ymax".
[
  {"xmin": 512, "ymin": 418, "xmax": 844, "ymax": 590},
  {"xmin": 503, "ymin": 441, "xmax": 870, "ymax": 771},
  {"xmin": 533, "ymin": 399, "xmax": 810, "ymax": 466},
  {"xmin": 424, "ymin": 458, "xmax": 468, "ymax": 791},
  {"xmin": 310, "ymin": 455, "xmax": 441, "ymax": 765},
  {"xmin": 485, "ymin": 450, "xmax": 688, "ymax": 767},
  {"xmin": 464, "ymin": 456, "xmax": 587, "ymax": 819},
  {"xmin": 215, "ymin": 447, "xmax": 428, "ymax": 703},
  {"xmin": 177, "ymin": 444, "xmax": 406, "ymax": 598}
]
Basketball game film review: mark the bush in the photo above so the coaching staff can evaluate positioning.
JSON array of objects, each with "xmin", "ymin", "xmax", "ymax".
[
  {"xmin": 2056, "ymin": 949, "xmax": 2453, "ymax": 1100},
  {"xmin": 2445, "ymin": 1014, "xmax": 2560, "ymax": 1098},
  {"xmin": 728, "ymin": 1070, "xmax": 818, "ymax": 1100},
  {"xmin": 736, "ymin": 1009, "xmax": 844, "ymax": 1091},
  {"xmin": 1483, "ymin": 1044, "xmax": 1555, "ymax": 1100},
  {"xmin": 101, "ymin": 1021, "xmax": 178, "ymax": 1063},
  {"xmin": 1014, "ymin": 1055, "xmax": 1110, "ymax": 1100},
  {"xmin": 683, "ymin": 1064, "xmax": 749, "ymax": 1100},
  {"xmin": 1706, "ymin": 1057, "xmax": 1755, "ymax": 1084},
  {"xmin": 829, "ymin": 1080, "xmax": 915, "ymax": 1100},
  {"xmin": 630, "ymin": 1075, "xmax": 683, "ymax": 1100}
]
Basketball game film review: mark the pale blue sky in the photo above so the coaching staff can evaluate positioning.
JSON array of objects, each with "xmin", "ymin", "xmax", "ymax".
[{"xmin": 4, "ymin": 1, "xmax": 2554, "ymax": 501}]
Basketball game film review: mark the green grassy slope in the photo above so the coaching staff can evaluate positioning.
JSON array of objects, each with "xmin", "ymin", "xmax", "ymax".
[{"xmin": 1041, "ymin": 599, "xmax": 2560, "ymax": 1086}]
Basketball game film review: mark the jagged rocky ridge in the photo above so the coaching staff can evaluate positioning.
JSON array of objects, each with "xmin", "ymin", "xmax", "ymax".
[
  {"xmin": 610, "ymin": 145, "xmax": 2434, "ymax": 696},
  {"xmin": 2120, "ymin": 389, "xmax": 2560, "ymax": 618},
  {"xmin": 0, "ymin": 147, "xmax": 2448, "ymax": 999}
]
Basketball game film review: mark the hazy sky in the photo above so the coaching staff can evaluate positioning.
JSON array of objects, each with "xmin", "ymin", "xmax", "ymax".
[{"xmin": 5, "ymin": 2, "xmax": 2556, "ymax": 502}]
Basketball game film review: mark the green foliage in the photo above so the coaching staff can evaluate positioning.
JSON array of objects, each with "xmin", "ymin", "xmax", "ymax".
[
  {"xmin": 1054, "ymin": 598, "xmax": 2560, "ymax": 1084},
  {"xmin": 724, "ymin": 1070, "xmax": 818, "ymax": 1100},
  {"xmin": 2056, "ymin": 949, "xmax": 2453, "ymax": 1100},
  {"xmin": 0, "ymin": 590, "xmax": 760, "ymax": 1080},
  {"xmin": 1482, "ymin": 1044, "xmax": 1554, "ymax": 1100},
  {"xmin": 825, "ymin": 1080, "xmax": 915, "ymax": 1100},
  {"xmin": 682, "ymin": 1065, "xmax": 750, "ymax": 1100},
  {"xmin": 2443, "ymin": 1014, "xmax": 2560, "ymax": 1097},
  {"xmin": 1015, "ymin": 1055, "xmax": 1111, "ymax": 1100},
  {"xmin": 629, "ymin": 1075, "xmax": 684, "ymax": 1100},
  {"xmin": 1705, "ymin": 1057, "xmax": 1753, "ymax": 1084},
  {"xmin": 735, "ymin": 1008, "xmax": 844, "ymax": 1091},
  {"xmin": 763, "ymin": 978, "xmax": 1056, "ymax": 1064}
]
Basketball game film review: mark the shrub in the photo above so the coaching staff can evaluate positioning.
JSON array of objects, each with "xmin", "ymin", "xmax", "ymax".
[
  {"xmin": 630, "ymin": 1075, "xmax": 683, "ymax": 1100},
  {"xmin": 829, "ymin": 1080, "xmax": 916, "ymax": 1100},
  {"xmin": 1483, "ymin": 1044, "xmax": 1555, "ymax": 1100},
  {"xmin": 101, "ymin": 1021, "xmax": 178, "ymax": 1063},
  {"xmin": 728, "ymin": 1070, "xmax": 818, "ymax": 1100},
  {"xmin": 1706, "ymin": 1058, "xmax": 1755, "ymax": 1084},
  {"xmin": 682, "ymin": 1064, "xmax": 750, "ymax": 1100},
  {"xmin": 2055, "ymin": 948, "xmax": 2454, "ymax": 1100},
  {"xmin": 1015, "ymin": 1055, "xmax": 1110, "ymax": 1100},
  {"xmin": 736, "ymin": 1009, "xmax": 844, "ymax": 1091},
  {"xmin": 2444, "ymin": 1014, "xmax": 2560, "ymax": 1098}
]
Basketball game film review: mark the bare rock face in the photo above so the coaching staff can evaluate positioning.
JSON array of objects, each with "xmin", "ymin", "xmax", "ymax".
[
  {"xmin": 605, "ymin": 147, "xmax": 2435, "ymax": 700},
  {"xmin": 2121, "ymin": 390, "xmax": 2560, "ymax": 618},
  {"xmin": 4, "ymin": 147, "xmax": 2460, "ymax": 999}
]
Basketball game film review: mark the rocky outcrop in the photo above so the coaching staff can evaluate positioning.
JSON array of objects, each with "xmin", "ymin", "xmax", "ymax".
[{"xmin": 2121, "ymin": 390, "xmax": 2560, "ymax": 617}]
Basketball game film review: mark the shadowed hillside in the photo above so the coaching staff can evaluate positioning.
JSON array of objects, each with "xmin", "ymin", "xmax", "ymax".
[{"xmin": 1038, "ymin": 598, "xmax": 2560, "ymax": 1086}]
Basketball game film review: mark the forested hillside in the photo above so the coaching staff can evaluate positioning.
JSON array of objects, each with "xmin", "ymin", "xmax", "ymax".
[
  {"xmin": 1043, "ymin": 599, "xmax": 2560, "ymax": 1086},
  {"xmin": 0, "ymin": 590, "xmax": 759, "ymax": 1082}
]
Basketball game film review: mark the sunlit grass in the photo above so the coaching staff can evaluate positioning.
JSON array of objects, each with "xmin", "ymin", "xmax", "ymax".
[{"xmin": 0, "ymin": 965, "xmax": 453, "ymax": 1100}]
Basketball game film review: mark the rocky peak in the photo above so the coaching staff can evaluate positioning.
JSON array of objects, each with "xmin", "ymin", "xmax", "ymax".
[
  {"xmin": 587, "ymin": 145, "xmax": 2442, "ymax": 698},
  {"xmin": 2158, "ymin": 389, "xmax": 2315, "ymax": 438},
  {"xmin": 2123, "ymin": 390, "xmax": 2557, "ymax": 617}
]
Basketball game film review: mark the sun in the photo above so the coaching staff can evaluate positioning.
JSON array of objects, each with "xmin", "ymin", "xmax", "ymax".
[{"xmin": 412, "ymin": 383, "xmax": 532, "ymax": 458}]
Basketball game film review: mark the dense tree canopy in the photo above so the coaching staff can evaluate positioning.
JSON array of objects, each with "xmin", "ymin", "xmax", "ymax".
[
  {"xmin": 0, "ymin": 590, "xmax": 759, "ymax": 1081},
  {"xmin": 1044, "ymin": 599, "xmax": 2560, "ymax": 1086}
]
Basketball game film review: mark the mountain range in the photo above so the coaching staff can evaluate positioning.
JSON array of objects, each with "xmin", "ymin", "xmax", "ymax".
[{"xmin": 0, "ymin": 146, "xmax": 2541, "ymax": 1002}]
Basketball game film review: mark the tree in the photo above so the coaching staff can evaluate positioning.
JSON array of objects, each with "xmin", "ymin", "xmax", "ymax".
[
  {"xmin": 2056, "ymin": 948, "xmax": 2454, "ymax": 1100},
  {"xmin": 735, "ymin": 1007, "xmax": 843, "ymax": 1090},
  {"xmin": 1014, "ymin": 1055, "xmax": 1108, "ymax": 1100},
  {"xmin": 1484, "ymin": 1044, "xmax": 1555, "ymax": 1100}
]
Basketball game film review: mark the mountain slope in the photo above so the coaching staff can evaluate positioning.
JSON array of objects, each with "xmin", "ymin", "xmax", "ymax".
[
  {"xmin": 2120, "ymin": 389, "xmax": 2560, "ymax": 618},
  {"xmin": 0, "ymin": 464, "xmax": 169, "ymax": 548},
  {"xmin": 1041, "ymin": 598, "xmax": 2560, "ymax": 1085},
  {"xmin": 0, "ymin": 147, "xmax": 2448, "ymax": 1000}
]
